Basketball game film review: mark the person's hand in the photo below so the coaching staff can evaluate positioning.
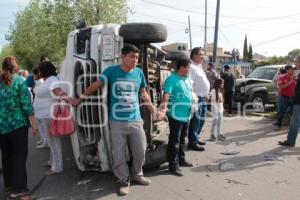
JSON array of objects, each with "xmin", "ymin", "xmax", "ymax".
[
  {"xmin": 155, "ymin": 110, "xmax": 167, "ymax": 121},
  {"xmin": 70, "ymin": 98, "xmax": 81, "ymax": 106},
  {"xmin": 31, "ymin": 125, "xmax": 38, "ymax": 136}
]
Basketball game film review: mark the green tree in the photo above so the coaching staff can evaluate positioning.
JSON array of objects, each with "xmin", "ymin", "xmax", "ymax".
[
  {"xmin": 248, "ymin": 44, "xmax": 253, "ymax": 60},
  {"xmin": 0, "ymin": 45, "xmax": 14, "ymax": 64},
  {"xmin": 287, "ymin": 49, "xmax": 300, "ymax": 62},
  {"xmin": 8, "ymin": 0, "xmax": 129, "ymax": 69},
  {"xmin": 243, "ymin": 34, "xmax": 248, "ymax": 61},
  {"xmin": 73, "ymin": 0, "xmax": 129, "ymax": 25}
]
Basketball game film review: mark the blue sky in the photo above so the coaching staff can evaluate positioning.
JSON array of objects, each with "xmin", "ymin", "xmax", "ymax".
[{"xmin": 1, "ymin": 0, "xmax": 300, "ymax": 56}]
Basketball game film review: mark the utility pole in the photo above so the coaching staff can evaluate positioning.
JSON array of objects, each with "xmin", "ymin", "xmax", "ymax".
[
  {"xmin": 188, "ymin": 15, "xmax": 192, "ymax": 49},
  {"xmin": 212, "ymin": 0, "xmax": 220, "ymax": 63},
  {"xmin": 204, "ymin": 0, "xmax": 207, "ymax": 55}
]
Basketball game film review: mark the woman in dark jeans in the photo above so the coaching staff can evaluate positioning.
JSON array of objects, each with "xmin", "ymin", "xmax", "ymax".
[{"xmin": 0, "ymin": 56, "xmax": 38, "ymax": 200}]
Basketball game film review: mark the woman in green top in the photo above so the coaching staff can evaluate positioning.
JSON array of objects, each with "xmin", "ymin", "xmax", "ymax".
[{"xmin": 0, "ymin": 56, "xmax": 38, "ymax": 200}]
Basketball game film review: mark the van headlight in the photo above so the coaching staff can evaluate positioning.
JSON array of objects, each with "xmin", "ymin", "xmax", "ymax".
[{"xmin": 240, "ymin": 86, "xmax": 245, "ymax": 93}]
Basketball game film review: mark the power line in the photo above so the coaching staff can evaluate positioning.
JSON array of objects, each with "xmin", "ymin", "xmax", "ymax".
[
  {"xmin": 221, "ymin": 12, "xmax": 300, "ymax": 27},
  {"xmin": 218, "ymin": 28, "xmax": 236, "ymax": 47},
  {"xmin": 253, "ymin": 32, "xmax": 300, "ymax": 47},
  {"xmin": 133, "ymin": 12, "xmax": 215, "ymax": 29},
  {"xmin": 141, "ymin": 0, "xmax": 300, "ymax": 20}
]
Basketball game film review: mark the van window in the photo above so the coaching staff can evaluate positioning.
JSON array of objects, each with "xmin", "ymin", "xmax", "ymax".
[{"xmin": 75, "ymin": 28, "xmax": 92, "ymax": 54}]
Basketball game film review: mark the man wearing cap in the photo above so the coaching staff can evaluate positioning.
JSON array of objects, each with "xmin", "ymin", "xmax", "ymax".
[
  {"xmin": 279, "ymin": 55, "xmax": 300, "ymax": 147},
  {"xmin": 274, "ymin": 65, "xmax": 296, "ymax": 130}
]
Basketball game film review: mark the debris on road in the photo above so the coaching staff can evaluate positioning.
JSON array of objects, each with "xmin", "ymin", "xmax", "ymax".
[
  {"xmin": 263, "ymin": 154, "xmax": 283, "ymax": 162},
  {"xmin": 225, "ymin": 179, "xmax": 248, "ymax": 186},
  {"xmin": 88, "ymin": 188, "xmax": 104, "ymax": 193},
  {"xmin": 220, "ymin": 150, "xmax": 240, "ymax": 155},
  {"xmin": 77, "ymin": 179, "xmax": 92, "ymax": 186},
  {"xmin": 219, "ymin": 160, "xmax": 235, "ymax": 172}
]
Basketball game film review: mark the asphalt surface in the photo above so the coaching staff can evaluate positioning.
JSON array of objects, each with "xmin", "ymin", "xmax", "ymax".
[{"xmin": 1, "ymin": 114, "xmax": 300, "ymax": 200}]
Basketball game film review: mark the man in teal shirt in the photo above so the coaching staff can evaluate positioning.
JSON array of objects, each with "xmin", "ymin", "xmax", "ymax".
[
  {"xmin": 72, "ymin": 44, "xmax": 155, "ymax": 195},
  {"xmin": 157, "ymin": 58, "xmax": 193, "ymax": 176}
]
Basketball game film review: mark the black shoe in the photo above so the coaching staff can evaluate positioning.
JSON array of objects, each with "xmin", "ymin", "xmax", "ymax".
[
  {"xmin": 273, "ymin": 122, "xmax": 280, "ymax": 126},
  {"xmin": 198, "ymin": 141, "xmax": 206, "ymax": 145},
  {"xmin": 188, "ymin": 144, "xmax": 205, "ymax": 151},
  {"xmin": 278, "ymin": 140, "xmax": 295, "ymax": 147},
  {"xmin": 179, "ymin": 160, "xmax": 193, "ymax": 167},
  {"xmin": 169, "ymin": 168, "xmax": 183, "ymax": 176}
]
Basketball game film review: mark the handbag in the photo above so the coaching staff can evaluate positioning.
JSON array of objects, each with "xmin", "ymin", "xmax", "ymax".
[{"xmin": 49, "ymin": 101, "xmax": 75, "ymax": 136}]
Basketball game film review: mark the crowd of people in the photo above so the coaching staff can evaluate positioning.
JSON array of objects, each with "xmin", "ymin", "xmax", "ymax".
[{"xmin": 1, "ymin": 45, "xmax": 300, "ymax": 198}]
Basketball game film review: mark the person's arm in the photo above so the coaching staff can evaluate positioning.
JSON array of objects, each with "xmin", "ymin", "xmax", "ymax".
[
  {"xmin": 19, "ymin": 79, "xmax": 38, "ymax": 136},
  {"xmin": 140, "ymin": 88, "xmax": 155, "ymax": 115},
  {"xmin": 279, "ymin": 77, "xmax": 294, "ymax": 90},
  {"xmin": 156, "ymin": 92, "xmax": 170, "ymax": 120},
  {"xmin": 29, "ymin": 115, "xmax": 38, "ymax": 136},
  {"xmin": 71, "ymin": 80, "xmax": 102, "ymax": 106}
]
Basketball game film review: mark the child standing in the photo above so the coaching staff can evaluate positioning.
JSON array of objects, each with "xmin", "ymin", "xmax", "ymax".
[{"xmin": 210, "ymin": 78, "xmax": 226, "ymax": 141}]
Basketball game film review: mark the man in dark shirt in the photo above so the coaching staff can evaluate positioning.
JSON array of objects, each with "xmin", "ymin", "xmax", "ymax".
[
  {"xmin": 221, "ymin": 65, "xmax": 235, "ymax": 115},
  {"xmin": 279, "ymin": 55, "xmax": 300, "ymax": 147}
]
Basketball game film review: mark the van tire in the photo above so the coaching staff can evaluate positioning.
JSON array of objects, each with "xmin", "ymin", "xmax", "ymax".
[
  {"xmin": 144, "ymin": 143, "xmax": 167, "ymax": 169},
  {"xmin": 165, "ymin": 51, "xmax": 190, "ymax": 61},
  {"xmin": 119, "ymin": 23, "xmax": 167, "ymax": 43}
]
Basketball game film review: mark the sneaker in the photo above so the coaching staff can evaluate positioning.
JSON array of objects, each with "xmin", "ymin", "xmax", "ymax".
[
  {"xmin": 278, "ymin": 140, "xmax": 295, "ymax": 147},
  {"xmin": 45, "ymin": 170, "xmax": 63, "ymax": 176},
  {"xmin": 36, "ymin": 143, "xmax": 48, "ymax": 149},
  {"xmin": 210, "ymin": 135, "xmax": 218, "ymax": 141},
  {"xmin": 132, "ymin": 175, "xmax": 151, "ymax": 185},
  {"xmin": 119, "ymin": 179, "xmax": 130, "ymax": 195},
  {"xmin": 218, "ymin": 134, "xmax": 227, "ymax": 141},
  {"xmin": 36, "ymin": 140, "xmax": 43, "ymax": 145}
]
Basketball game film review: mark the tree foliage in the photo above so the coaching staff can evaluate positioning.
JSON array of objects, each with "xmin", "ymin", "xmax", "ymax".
[
  {"xmin": 243, "ymin": 35, "xmax": 248, "ymax": 61},
  {"xmin": 254, "ymin": 49, "xmax": 300, "ymax": 67},
  {"xmin": 7, "ymin": 0, "xmax": 129, "ymax": 70},
  {"xmin": 0, "ymin": 45, "xmax": 14, "ymax": 65},
  {"xmin": 287, "ymin": 49, "xmax": 300, "ymax": 62},
  {"xmin": 248, "ymin": 44, "xmax": 253, "ymax": 60}
]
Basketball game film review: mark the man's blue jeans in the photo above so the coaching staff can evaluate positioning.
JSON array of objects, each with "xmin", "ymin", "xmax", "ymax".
[
  {"xmin": 276, "ymin": 95, "xmax": 294, "ymax": 127},
  {"xmin": 287, "ymin": 105, "xmax": 300, "ymax": 144},
  {"xmin": 188, "ymin": 97, "xmax": 207, "ymax": 146}
]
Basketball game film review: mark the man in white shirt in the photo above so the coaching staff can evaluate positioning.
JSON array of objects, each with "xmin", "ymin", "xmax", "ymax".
[{"xmin": 188, "ymin": 47, "xmax": 210, "ymax": 151}]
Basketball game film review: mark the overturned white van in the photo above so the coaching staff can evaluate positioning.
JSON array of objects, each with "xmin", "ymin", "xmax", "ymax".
[{"xmin": 59, "ymin": 23, "xmax": 171, "ymax": 171}]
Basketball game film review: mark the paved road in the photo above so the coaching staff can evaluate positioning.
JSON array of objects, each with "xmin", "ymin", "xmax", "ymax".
[{"xmin": 1, "ymin": 114, "xmax": 300, "ymax": 200}]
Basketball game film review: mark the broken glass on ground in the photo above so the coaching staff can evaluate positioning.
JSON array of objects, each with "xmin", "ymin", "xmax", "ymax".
[{"xmin": 219, "ymin": 160, "xmax": 235, "ymax": 172}]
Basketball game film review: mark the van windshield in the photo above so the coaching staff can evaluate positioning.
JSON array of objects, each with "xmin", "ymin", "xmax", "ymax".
[{"xmin": 247, "ymin": 67, "xmax": 278, "ymax": 80}]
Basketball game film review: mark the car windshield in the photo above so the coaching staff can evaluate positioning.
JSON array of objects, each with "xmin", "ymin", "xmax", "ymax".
[{"xmin": 247, "ymin": 67, "xmax": 278, "ymax": 80}]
